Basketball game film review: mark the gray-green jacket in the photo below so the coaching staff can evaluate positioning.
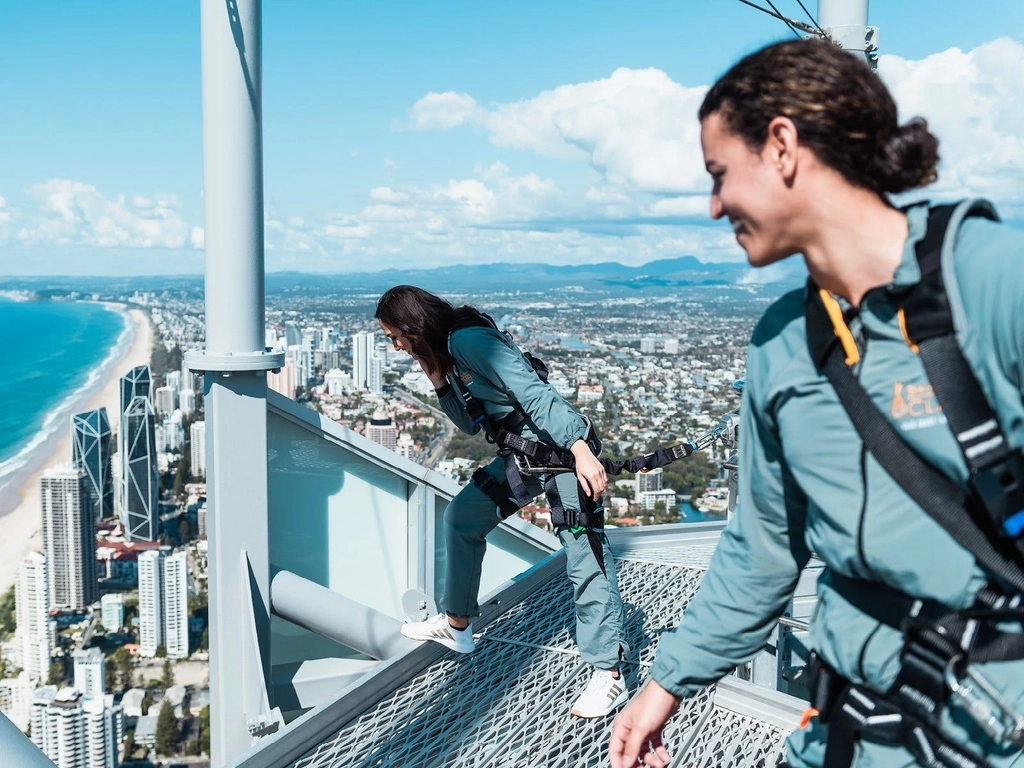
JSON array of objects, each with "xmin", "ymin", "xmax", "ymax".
[
  {"xmin": 649, "ymin": 203, "xmax": 1024, "ymax": 764},
  {"xmin": 436, "ymin": 325, "xmax": 589, "ymax": 451}
]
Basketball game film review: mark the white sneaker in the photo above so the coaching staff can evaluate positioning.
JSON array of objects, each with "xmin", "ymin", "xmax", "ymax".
[
  {"xmin": 401, "ymin": 613, "xmax": 475, "ymax": 654},
  {"xmin": 570, "ymin": 669, "xmax": 628, "ymax": 718}
]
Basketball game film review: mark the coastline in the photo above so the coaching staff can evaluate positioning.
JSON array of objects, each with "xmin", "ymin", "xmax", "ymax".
[{"xmin": 0, "ymin": 305, "xmax": 154, "ymax": 597}]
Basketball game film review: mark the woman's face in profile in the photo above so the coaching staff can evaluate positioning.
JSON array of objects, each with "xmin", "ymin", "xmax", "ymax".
[{"xmin": 701, "ymin": 111, "xmax": 795, "ymax": 268}]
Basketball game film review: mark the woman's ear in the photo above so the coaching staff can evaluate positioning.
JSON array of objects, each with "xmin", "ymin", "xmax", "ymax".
[{"xmin": 765, "ymin": 116, "xmax": 799, "ymax": 181}]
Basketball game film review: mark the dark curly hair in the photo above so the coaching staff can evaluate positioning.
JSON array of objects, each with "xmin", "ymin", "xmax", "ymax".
[
  {"xmin": 699, "ymin": 38, "xmax": 939, "ymax": 196},
  {"xmin": 374, "ymin": 285, "xmax": 488, "ymax": 376}
]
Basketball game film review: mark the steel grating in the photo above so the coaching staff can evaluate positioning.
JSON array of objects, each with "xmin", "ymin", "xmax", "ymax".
[{"xmin": 283, "ymin": 546, "xmax": 797, "ymax": 768}]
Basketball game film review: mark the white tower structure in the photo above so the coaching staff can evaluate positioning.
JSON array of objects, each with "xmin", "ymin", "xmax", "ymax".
[
  {"xmin": 164, "ymin": 551, "xmax": 191, "ymax": 659},
  {"xmin": 83, "ymin": 696, "xmax": 120, "ymax": 768},
  {"xmin": 138, "ymin": 550, "xmax": 167, "ymax": 657},
  {"xmin": 72, "ymin": 648, "xmax": 106, "ymax": 702},
  {"xmin": 31, "ymin": 687, "xmax": 85, "ymax": 768},
  {"xmin": 352, "ymin": 332, "xmax": 375, "ymax": 391},
  {"xmin": 191, "ymin": 420, "xmax": 207, "ymax": 477},
  {"xmin": 99, "ymin": 593, "xmax": 125, "ymax": 632},
  {"xmin": 41, "ymin": 466, "xmax": 98, "ymax": 609},
  {"xmin": 155, "ymin": 385, "xmax": 177, "ymax": 416},
  {"xmin": 15, "ymin": 551, "xmax": 50, "ymax": 683}
]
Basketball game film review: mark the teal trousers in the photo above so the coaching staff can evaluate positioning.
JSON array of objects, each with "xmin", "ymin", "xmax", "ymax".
[{"xmin": 441, "ymin": 456, "xmax": 625, "ymax": 670}]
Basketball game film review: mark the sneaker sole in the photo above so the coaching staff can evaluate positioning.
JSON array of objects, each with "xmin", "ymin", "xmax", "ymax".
[
  {"xmin": 401, "ymin": 624, "xmax": 475, "ymax": 654},
  {"xmin": 570, "ymin": 687, "xmax": 628, "ymax": 718}
]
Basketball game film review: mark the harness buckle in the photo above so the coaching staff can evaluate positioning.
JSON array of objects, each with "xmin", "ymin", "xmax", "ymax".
[
  {"xmin": 970, "ymin": 451, "xmax": 1024, "ymax": 540},
  {"xmin": 513, "ymin": 453, "xmax": 573, "ymax": 476},
  {"xmin": 945, "ymin": 658, "xmax": 1024, "ymax": 748}
]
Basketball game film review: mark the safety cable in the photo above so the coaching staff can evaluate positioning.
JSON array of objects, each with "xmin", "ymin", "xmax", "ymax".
[
  {"xmin": 793, "ymin": 0, "xmax": 828, "ymax": 37},
  {"xmin": 733, "ymin": 0, "xmax": 820, "ymax": 37}
]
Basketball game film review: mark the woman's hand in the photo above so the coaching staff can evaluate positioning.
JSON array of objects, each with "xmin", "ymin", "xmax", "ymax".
[{"xmin": 570, "ymin": 439, "xmax": 606, "ymax": 500}]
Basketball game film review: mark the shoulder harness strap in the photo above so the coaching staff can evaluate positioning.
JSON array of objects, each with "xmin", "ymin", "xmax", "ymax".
[{"xmin": 805, "ymin": 199, "xmax": 1024, "ymax": 593}]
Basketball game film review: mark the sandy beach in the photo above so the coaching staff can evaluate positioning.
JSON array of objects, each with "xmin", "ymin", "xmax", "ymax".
[{"xmin": 0, "ymin": 306, "xmax": 153, "ymax": 597}]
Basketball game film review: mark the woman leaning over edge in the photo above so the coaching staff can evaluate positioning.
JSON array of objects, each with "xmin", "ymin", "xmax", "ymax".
[
  {"xmin": 610, "ymin": 38, "xmax": 1024, "ymax": 768},
  {"xmin": 376, "ymin": 285, "xmax": 630, "ymax": 719}
]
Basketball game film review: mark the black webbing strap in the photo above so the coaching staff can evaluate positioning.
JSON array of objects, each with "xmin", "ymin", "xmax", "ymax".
[
  {"xmin": 495, "ymin": 428, "xmax": 694, "ymax": 477},
  {"xmin": 813, "ymin": 341, "xmax": 1024, "ymax": 595},
  {"xmin": 829, "ymin": 573, "xmax": 1024, "ymax": 664},
  {"xmin": 820, "ymin": 680, "xmax": 991, "ymax": 768},
  {"xmin": 471, "ymin": 467, "xmax": 520, "ymax": 519},
  {"xmin": 805, "ymin": 258, "xmax": 1024, "ymax": 595}
]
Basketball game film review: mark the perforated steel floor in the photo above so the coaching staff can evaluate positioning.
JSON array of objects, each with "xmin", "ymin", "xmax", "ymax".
[{"xmin": 266, "ymin": 536, "xmax": 801, "ymax": 768}]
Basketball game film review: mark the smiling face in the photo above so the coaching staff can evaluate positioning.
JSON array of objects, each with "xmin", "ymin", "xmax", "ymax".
[{"xmin": 701, "ymin": 111, "xmax": 799, "ymax": 268}]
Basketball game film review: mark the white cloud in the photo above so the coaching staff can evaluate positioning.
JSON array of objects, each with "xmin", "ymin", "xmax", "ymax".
[
  {"xmin": 403, "ymin": 91, "xmax": 483, "ymax": 131},
  {"xmin": 405, "ymin": 68, "xmax": 709, "ymax": 195},
  {"xmin": 189, "ymin": 227, "xmax": 204, "ymax": 249},
  {"xmin": 16, "ymin": 180, "xmax": 191, "ymax": 248},
  {"xmin": 881, "ymin": 38, "xmax": 1024, "ymax": 210}
]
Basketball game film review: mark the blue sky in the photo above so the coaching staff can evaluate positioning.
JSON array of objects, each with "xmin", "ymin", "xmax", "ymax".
[{"xmin": 1, "ymin": 1, "xmax": 1022, "ymax": 276}]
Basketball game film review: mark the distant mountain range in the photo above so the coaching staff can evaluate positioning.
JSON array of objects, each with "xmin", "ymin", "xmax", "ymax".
[{"xmin": 0, "ymin": 255, "xmax": 806, "ymax": 297}]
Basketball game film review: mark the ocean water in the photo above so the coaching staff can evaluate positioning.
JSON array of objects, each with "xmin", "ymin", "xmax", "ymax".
[{"xmin": 0, "ymin": 298, "xmax": 128, "ymax": 507}]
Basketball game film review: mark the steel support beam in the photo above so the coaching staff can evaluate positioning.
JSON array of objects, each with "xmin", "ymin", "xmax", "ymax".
[
  {"xmin": 270, "ymin": 570, "xmax": 418, "ymax": 661},
  {"xmin": 188, "ymin": 0, "xmax": 284, "ymax": 763}
]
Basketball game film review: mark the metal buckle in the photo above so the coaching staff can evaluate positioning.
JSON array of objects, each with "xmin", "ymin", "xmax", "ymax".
[
  {"xmin": 512, "ymin": 453, "xmax": 572, "ymax": 476},
  {"xmin": 944, "ymin": 657, "xmax": 1024, "ymax": 748}
]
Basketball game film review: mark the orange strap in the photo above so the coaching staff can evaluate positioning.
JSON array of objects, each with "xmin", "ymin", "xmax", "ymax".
[
  {"xmin": 798, "ymin": 706, "xmax": 820, "ymax": 730},
  {"xmin": 817, "ymin": 290, "xmax": 860, "ymax": 366}
]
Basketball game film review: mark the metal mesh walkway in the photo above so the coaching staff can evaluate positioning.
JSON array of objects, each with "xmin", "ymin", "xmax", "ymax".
[{"xmin": 281, "ymin": 538, "xmax": 799, "ymax": 768}]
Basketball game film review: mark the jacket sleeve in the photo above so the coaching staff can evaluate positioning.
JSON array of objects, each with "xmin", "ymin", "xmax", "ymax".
[
  {"xmin": 452, "ymin": 328, "xmax": 589, "ymax": 450},
  {"xmin": 435, "ymin": 380, "xmax": 481, "ymax": 436},
  {"xmin": 649, "ymin": 350, "xmax": 811, "ymax": 698}
]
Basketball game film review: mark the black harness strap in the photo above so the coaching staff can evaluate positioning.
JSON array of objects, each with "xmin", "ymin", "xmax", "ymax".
[{"xmin": 804, "ymin": 201, "xmax": 1024, "ymax": 595}]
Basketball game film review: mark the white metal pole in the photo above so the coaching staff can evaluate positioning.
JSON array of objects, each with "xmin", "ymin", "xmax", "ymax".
[
  {"xmin": 201, "ymin": 0, "xmax": 265, "ymax": 356},
  {"xmin": 192, "ymin": 1, "xmax": 284, "ymax": 764},
  {"xmin": 818, "ymin": 0, "xmax": 877, "ymax": 66}
]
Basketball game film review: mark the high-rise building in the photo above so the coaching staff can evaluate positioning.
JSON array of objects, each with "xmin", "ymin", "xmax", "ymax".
[
  {"xmin": 154, "ymin": 385, "xmax": 177, "ymax": 416},
  {"xmin": 396, "ymin": 432, "xmax": 416, "ymax": 462},
  {"xmin": 636, "ymin": 467, "xmax": 664, "ymax": 496},
  {"xmin": 99, "ymin": 593, "xmax": 124, "ymax": 632},
  {"xmin": 164, "ymin": 370, "xmax": 182, "ymax": 393},
  {"xmin": 15, "ymin": 552, "xmax": 50, "ymax": 682},
  {"xmin": 119, "ymin": 365, "xmax": 152, "ymax": 537},
  {"xmin": 72, "ymin": 648, "xmax": 105, "ymax": 702},
  {"xmin": 71, "ymin": 408, "xmax": 113, "ymax": 521},
  {"xmin": 663, "ymin": 338, "xmax": 679, "ymax": 355},
  {"xmin": 288, "ymin": 345, "xmax": 311, "ymax": 390},
  {"xmin": 41, "ymin": 466, "xmax": 98, "ymax": 609},
  {"xmin": 0, "ymin": 673, "xmax": 34, "ymax": 732},
  {"xmin": 179, "ymin": 388, "xmax": 196, "ymax": 417},
  {"xmin": 83, "ymin": 695, "xmax": 120, "ymax": 768},
  {"xmin": 284, "ymin": 320, "xmax": 303, "ymax": 348},
  {"xmin": 352, "ymin": 332, "xmax": 375, "ymax": 391},
  {"xmin": 164, "ymin": 552, "xmax": 190, "ymax": 659},
  {"xmin": 31, "ymin": 687, "xmax": 85, "ymax": 768},
  {"xmin": 138, "ymin": 550, "xmax": 166, "ymax": 657},
  {"xmin": 190, "ymin": 421, "xmax": 207, "ymax": 477},
  {"xmin": 367, "ymin": 412, "xmax": 398, "ymax": 452},
  {"xmin": 119, "ymin": 365, "xmax": 151, "ymax": 421},
  {"xmin": 122, "ymin": 396, "xmax": 158, "ymax": 542},
  {"xmin": 369, "ymin": 355, "xmax": 384, "ymax": 395},
  {"xmin": 640, "ymin": 337, "xmax": 657, "ymax": 354},
  {"xmin": 267, "ymin": 357, "xmax": 296, "ymax": 400}
]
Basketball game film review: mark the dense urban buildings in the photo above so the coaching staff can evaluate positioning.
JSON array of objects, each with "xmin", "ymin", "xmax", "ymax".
[{"xmin": 14, "ymin": 552, "xmax": 50, "ymax": 683}]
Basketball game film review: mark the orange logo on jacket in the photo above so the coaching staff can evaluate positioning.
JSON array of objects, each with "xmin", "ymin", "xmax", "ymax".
[{"xmin": 890, "ymin": 382, "xmax": 942, "ymax": 419}]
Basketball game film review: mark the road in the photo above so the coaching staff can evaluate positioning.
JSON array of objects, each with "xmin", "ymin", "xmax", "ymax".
[{"xmin": 393, "ymin": 387, "xmax": 453, "ymax": 468}]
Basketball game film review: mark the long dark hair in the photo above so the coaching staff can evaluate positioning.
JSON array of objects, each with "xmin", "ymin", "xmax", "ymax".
[
  {"xmin": 375, "ymin": 285, "xmax": 488, "ymax": 376},
  {"xmin": 699, "ymin": 39, "xmax": 939, "ymax": 196}
]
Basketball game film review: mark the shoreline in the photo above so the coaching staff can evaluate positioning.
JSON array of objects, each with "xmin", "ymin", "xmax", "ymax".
[{"xmin": 0, "ymin": 305, "xmax": 154, "ymax": 597}]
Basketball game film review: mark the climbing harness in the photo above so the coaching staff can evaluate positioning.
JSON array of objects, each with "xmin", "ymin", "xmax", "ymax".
[{"xmin": 804, "ymin": 199, "xmax": 1024, "ymax": 766}]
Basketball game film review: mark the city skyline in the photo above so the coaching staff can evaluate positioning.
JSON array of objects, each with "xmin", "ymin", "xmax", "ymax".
[{"xmin": 0, "ymin": 1, "xmax": 1021, "ymax": 276}]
